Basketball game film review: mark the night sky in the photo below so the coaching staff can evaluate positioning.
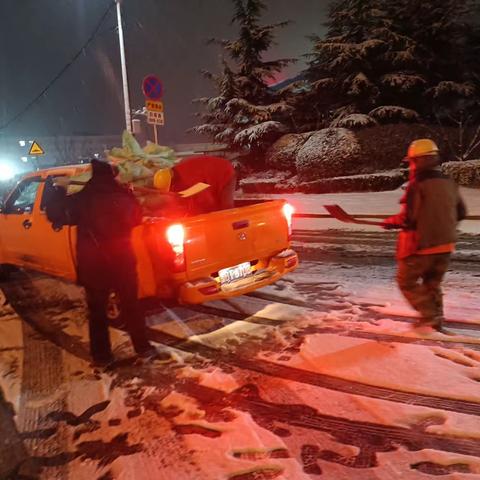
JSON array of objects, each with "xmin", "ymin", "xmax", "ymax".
[{"xmin": 0, "ymin": 0, "xmax": 329, "ymax": 144}]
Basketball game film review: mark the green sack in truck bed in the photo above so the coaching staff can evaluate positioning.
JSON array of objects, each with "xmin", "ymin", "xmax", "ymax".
[{"xmin": 69, "ymin": 130, "xmax": 178, "ymax": 191}]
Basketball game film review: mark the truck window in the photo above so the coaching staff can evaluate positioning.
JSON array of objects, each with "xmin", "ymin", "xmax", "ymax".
[
  {"xmin": 40, "ymin": 175, "xmax": 67, "ymax": 212},
  {"xmin": 4, "ymin": 178, "xmax": 41, "ymax": 214}
]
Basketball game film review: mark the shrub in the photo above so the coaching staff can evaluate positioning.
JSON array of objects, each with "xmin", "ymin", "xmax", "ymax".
[
  {"xmin": 442, "ymin": 160, "xmax": 480, "ymax": 187},
  {"xmin": 298, "ymin": 170, "xmax": 408, "ymax": 193},
  {"xmin": 296, "ymin": 128, "xmax": 369, "ymax": 180},
  {"xmin": 265, "ymin": 133, "xmax": 313, "ymax": 170},
  {"xmin": 240, "ymin": 169, "xmax": 407, "ymax": 194},
  {"xmin": 353, "ymin": 123, "xmax": 480, "ymax": 171}
]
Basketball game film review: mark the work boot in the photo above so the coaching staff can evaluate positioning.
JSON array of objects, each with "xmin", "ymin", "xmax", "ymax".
[
  {"xmin": 430, "ymin": 316, "xmax": 456, "ymax": 336},
  {"xmin": 416, "ymin": 316, "xmax": 455, "ymax": 336},
  {"xmin": 413, "ymin": 316, "xmax": 440, "ymax": 335}
]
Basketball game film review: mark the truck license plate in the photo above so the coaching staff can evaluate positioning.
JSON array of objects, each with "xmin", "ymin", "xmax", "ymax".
[{"xmin": 219, "ymin": 262, "xmax": 251, "ymax": 284}]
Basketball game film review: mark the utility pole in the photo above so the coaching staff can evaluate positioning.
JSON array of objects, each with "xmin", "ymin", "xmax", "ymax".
[{"xmin": 115, "ymin": 0, "xmax": 132, "ymax": 133}]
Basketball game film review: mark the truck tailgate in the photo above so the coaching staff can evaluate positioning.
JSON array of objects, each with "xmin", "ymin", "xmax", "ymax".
[{"xmin": 183, "ymin": 200, "xmax": 289, "ymax": 280}]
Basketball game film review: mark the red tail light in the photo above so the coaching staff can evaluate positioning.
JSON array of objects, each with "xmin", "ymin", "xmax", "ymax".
[
  {"xmin": 166, "ymin": 224, "xmax": 186, "ymax": 272},
  {"xmin": 282, "ymin": 203, "xmax": 294, "ymax": 237}
]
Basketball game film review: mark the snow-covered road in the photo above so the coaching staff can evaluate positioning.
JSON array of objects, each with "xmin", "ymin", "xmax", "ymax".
[
  {"xmin": 1, "ymin": 225, "xmax": 480, "ymax": 479},
  {"xmin": 243, "ymin": 187, "xmax": 480, "ymax": 234}
]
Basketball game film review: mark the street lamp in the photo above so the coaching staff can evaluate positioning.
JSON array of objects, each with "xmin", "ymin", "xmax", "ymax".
[{"xmin": 115, "ymin": 0, "xmax": 132, "ymax": 133}]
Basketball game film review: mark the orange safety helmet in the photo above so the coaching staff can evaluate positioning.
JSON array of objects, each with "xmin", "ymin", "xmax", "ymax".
[
  {"xmin": 153, "ymin": 168, "xmax": 173, "ymax": 192},
  {"xmin": 404, "ymin": 139, "xmax": 439, "ymax": 161}
]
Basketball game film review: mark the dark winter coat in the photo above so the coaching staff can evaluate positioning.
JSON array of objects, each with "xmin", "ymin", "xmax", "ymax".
[
  {"xmin": 384, "ymin": 168, "xmax": 466, "ymax": 259},
  {"xmin": 46, "ymin": 169, "xmax": 142, "ymax": 289}
]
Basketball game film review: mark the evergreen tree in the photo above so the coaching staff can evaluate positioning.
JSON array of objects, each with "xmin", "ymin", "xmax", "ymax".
[
  {"xmin": 191, "ymin": 0, "xmax": 295, "ymax": 156},
  {"xmin": 392, "ymin": 0, "xmax": 479, "ymax": 121},
  {"xmin": 299, "ymin": 0, "xmax": 423, "ymax": 127},
  {"xmin": 299, "ymin": 0, "xmax": 480, "ymax": 127}
]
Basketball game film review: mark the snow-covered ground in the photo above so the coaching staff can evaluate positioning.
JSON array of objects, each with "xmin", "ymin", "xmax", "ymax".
[{"xmin": 1, "ymin": 189, "xmax": 480, "ymax": 479}]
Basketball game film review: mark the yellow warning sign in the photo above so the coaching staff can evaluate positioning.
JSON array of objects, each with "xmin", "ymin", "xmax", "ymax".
[{"xmin": 29, "ymin": 141, "xmax": 45, "ymax": 156}]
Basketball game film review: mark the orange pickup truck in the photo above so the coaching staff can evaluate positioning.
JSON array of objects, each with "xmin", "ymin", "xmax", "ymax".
[{"xmin": 0, "ymin": 165, "xmax": 297, "ymax": 307}]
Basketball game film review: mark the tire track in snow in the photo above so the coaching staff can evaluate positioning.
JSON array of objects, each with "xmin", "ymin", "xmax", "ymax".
[
  {"xmin": 5, "ymin": 282, "xmax": 480, "ymax": 465},
  {"xmin": 0, "ymin": 387, "xmax": 28, "ymax": 478},
  {"xmin": 5, "ymin": 273, "xmax": 480, "ymax": 427},
  {"xmin": 247, "ymin": 290, "xmax": 480, "ymax": 332},
  {"xmin": 145, "ymin": 326, "xmax": 480, "ymax": 418},
  {"xmin": 6, "ymin": 275, "xmax": 480, "ymax": 420},
  {"xmin": 112, "ymin": 367, "xmax": 480, "ymax": 461},
  {"xmin": 188, "ymin": 302, "xmax": 480, "ymax": 351},
  {"xmin": 178, "ymin": 382, "xmax": 480, "ymax": 459}
]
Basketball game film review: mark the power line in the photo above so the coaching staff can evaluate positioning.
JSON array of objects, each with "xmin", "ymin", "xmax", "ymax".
[{"xmin": 0, "ymin": 1, "xmax": 116, "ymax": 132}]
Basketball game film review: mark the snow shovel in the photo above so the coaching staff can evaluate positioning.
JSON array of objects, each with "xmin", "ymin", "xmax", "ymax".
[{"xmin": 323, "ymin": 205, "xmax": 385, "ymax": 227}]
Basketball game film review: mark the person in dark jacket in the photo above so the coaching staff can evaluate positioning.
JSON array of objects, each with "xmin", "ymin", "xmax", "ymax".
[
  {"xmin": 382, "ymin": 139, "xmax": 467, "ymax": 331},
  {"xmin": 46, "ymin": 159, "xmax": 161, "ymax": 366}
]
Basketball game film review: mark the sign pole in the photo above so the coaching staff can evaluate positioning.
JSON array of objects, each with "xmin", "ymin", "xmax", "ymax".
[
  {"xmin": 153, "ymin": 124, "xmax": 158, "ymax": 144},
  {"xmin": 115, "ymin": 0, "xmax": 132, "ymax": 133}
]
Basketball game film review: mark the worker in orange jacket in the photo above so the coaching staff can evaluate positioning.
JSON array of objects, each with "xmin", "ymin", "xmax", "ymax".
[{"xmin": 382, "ymin": 139, "xmax": 467, "ymax": 331}]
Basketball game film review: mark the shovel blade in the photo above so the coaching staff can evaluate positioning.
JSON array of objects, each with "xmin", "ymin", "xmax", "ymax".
[
  {"xmin": 323, "ymin": 204, "xmax": 357, "ymax": 223},
  {"xmin": 323, "ymin": 204, "xmax": 384, "ymax": 227}
]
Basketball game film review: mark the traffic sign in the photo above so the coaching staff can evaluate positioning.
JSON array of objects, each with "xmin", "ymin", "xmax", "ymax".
[
  {"xmin": 145, "ymin": 100, "xmax": 164, "ymax": 112},
  {"xmin": 142, "ymin": 75, "xmax": 163, "ymax": 100},
  {"xmin": 147, "ymin": 111, "xmax": 165, "ymax": 126},
  {"xmin": 29, "ymin": 141, "xmax": 45, "ymax": 155}
]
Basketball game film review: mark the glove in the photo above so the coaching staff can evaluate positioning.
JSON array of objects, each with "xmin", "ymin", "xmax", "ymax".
[{"xmin": 381, "ymin": 221, "xmax": 401, "ymax": 230}]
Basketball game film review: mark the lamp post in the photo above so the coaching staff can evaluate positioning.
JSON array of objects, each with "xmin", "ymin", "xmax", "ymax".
[{"xmin": 115, "ymin": 0, "xmax": 132, "ymax": 133}]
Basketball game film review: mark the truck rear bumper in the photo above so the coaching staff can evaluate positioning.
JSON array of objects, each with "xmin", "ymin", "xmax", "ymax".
[{"xmin": 178, "ymin": 249, "xmax": 298, "ymax": 304}]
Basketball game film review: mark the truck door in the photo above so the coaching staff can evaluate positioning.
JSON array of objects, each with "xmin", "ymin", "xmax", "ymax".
[
  {"xmin": 33, "ymin": 177, "xmax": 77, "ymax": 280},
  {"xmin": 0, "ymin": 176, "xmax": 77, "ymax": 281},
  {"xmin": 0, "ymin": 177, "xmax": 42, "ymax": 268}
]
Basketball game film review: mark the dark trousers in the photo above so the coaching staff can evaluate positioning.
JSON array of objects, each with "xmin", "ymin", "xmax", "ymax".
[
  {"xmin": 85, "ymin": 278, "xmax": 151, "ymax": 362},
  {"xmin": 396, "ymin": 253, "xmax": 451, "ymax": 321}
]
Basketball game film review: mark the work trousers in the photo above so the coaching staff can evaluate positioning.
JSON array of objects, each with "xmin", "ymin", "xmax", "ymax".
[
  {"xmin": 85, "ymin": 278, "xmax": 151, "ymax": 362},
  {"xmin": 396, "ymin": 253, "xmax": 451, "ymax": 321}
]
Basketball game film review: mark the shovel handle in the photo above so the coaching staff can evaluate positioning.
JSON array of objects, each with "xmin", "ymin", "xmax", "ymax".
[{"xmin": 323, "ymin": 204, "xmax": 385, "ymax": 227}]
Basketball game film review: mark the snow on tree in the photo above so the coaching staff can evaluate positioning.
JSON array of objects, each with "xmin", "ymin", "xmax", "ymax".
[
  {"xmin": 191, "ymin": 0, "xmax": 295, "ymax": 158},
  {"xmin": 298, "ymin": 0, "xmax": 480, "ymax": 127},
  {"xmin": 369, "ymin": 106, "xmax": 420, "ymax": 123},
  {"xmin": 234, "ymin": 121, "xmax": 288, "ymax": 149},
  {"xmin": 333, "ymin": 113, "xmax": 378, "ymax": 128},
  {"xmin": 299, "ymin": 0, "xmax": 390, "ymax": 125},
  {"xmin": 380, "ymin": 74, "xmax": 426, "ymax": 93},
  {"xmin": 383, "ymin": 0, "xmax": 480, "ymax": 121}
]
